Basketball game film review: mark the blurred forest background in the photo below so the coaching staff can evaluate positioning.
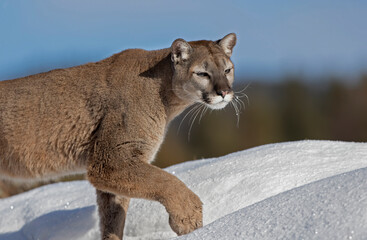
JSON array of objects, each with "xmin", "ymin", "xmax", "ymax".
[{"xmin": 1, "ymin": 0, "xmax": 367, "ymax": 197}]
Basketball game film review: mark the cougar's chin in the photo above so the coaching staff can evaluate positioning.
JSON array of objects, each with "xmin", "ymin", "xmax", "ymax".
[{"xmin": 207, "ymin": 101, "xmax": 229, "ymax": 109}]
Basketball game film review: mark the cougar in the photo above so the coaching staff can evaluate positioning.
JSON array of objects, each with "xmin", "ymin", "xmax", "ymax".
[{"xmin": 0, "ymin": 33, "xmax": 237, "ymax": 239}]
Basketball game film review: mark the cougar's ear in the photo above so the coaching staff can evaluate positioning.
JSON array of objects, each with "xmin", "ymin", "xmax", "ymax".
[
  {"xmin": 216, "ymin": 33, "xmax": 237, "ymax": 57},
  {"xmin": 171, "ymin": 38, "xmax": 192, "ymax": 64}
]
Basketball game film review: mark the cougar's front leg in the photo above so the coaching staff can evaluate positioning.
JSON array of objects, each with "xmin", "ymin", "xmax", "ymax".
[
  {"xmin": 88, "ymin": 141, "xmax": 202, "ymax": 238},
  {"xmin": 96, "ymin": 190, "xmax": 130, "ymax": 240}
]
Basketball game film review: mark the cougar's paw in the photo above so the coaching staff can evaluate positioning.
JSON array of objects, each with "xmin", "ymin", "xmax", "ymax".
[{"xmin": 167, "ymin": 192, "xmax": 203, "ymax": 236}]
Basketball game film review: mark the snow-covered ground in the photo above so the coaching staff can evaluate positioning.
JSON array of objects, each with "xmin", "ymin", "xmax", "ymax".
[{"xmin": 0, "ymin": 140, "xmax": 366, "ymax": 240}]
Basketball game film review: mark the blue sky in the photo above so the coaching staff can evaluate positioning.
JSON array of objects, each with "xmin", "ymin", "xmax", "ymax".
[{"xmin": 1, "ymin": 0, "xmax": 367, "ymax": 81}]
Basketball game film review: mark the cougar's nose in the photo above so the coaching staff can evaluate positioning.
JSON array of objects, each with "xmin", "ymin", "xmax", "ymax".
[
  {"xmin": 217, "ymin": 90, "xmax": 229, "ymax": 97},
  {"xmin": 214, "ymin": 80, "xmax": 231, "ymax": 98}
]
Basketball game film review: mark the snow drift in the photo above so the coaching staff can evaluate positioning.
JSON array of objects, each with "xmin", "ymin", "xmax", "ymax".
[{"xmin": 0, "ymin": 140, "xmax": 366, "ymax": 240}]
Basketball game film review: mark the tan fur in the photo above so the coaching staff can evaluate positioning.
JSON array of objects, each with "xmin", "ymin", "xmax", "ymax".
[{"xmin": 0, "ymin": 33, "xmax": 236, "ymax": 239}]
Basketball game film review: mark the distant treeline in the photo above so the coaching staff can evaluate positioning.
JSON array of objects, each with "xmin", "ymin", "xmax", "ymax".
[{"xmin": 155, "ymin": 74, "xmax": 367, "ymax": 167}]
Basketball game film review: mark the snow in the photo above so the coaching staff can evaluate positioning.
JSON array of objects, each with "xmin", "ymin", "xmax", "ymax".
[
  {"xmin": 179, "ymin": 168, "xmax": 367, "ymax": 240},
  {"xmin": 0, "ymin": 140, "xmax": 366, "ymax": 240}
]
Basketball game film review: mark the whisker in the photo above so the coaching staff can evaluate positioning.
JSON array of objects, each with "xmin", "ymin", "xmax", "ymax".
[
  {"xmin": 235, "ymin": 102, "xmax": 241, "ymax": 127},
  {"xmin": 234, "ymin": 82, "xmax": 251, "ymax": 94},
  {"xmin": 177, "ymin": 104, "xmax": 200, "ymax": 134},
  {"xmin": 230, "ymin": 101, "xmax": 240, "ymax": 127},
  {"xmin": 199, "ymin": 105, "xmax": 208, "ymax": 123},
  {"xmin": 236, "ymin": 93, "xmax": 250, "ymax": 105},
  {"xmin": 188, "ymin": 104, "xmax": 204, "ymax": 141},
  {"xmin": 235, "ymin": 96, "xmax": 246, "ymax": 111},
  {"xmin": 233, "ymin": 97, "xmax": 242, "ymax": 112},
  {"xmin": 230, "ymin": 101, "xmax": 237, "ymax": 117},
  {"xmin": 189, "ymin": 104, "xmax": 202, "ymax": 125}
]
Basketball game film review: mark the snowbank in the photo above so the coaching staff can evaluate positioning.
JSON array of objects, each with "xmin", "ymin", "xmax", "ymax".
[
  {"xmin": 0, "ymin": 140, "xmax": 366, "ymax": 240},
  {"xmin": 179, "ymin": 168, "xmax": 367, "ymax": 240}
]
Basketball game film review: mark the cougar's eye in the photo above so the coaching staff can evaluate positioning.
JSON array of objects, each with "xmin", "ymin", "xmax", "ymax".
[
  {"xmin": 225, "ymin": 68, "xmax": 231, "ymax": 74},
  {"xmin": 196, "ymin": 72, "xmax": 210, "ymax": 78}
]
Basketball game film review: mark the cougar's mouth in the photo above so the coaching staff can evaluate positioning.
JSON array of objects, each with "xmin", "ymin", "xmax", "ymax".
[{"xmin": 201, "ymin": 91, "xmax": 233, "ymax": 110}]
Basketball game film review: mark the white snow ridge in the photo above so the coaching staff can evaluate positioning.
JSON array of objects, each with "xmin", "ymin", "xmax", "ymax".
[{"xmin": 0, "ymin": 140, "xmax": 366, "ymax": 240}]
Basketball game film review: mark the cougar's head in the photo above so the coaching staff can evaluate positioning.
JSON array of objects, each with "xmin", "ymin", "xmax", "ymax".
[{"xmin": 171, "ymin": 33, "xmax": 236, "ymax": 110}]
